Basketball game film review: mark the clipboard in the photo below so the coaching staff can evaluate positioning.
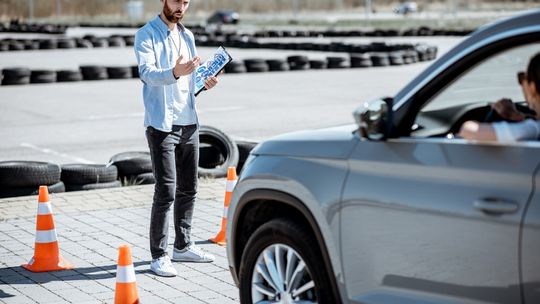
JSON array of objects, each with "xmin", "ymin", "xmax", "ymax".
[{"xmin": 194, "ymin": 46, "xmax": 233, "ymax": 96}]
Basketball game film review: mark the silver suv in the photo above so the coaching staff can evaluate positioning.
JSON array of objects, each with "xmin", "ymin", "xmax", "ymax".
[{"xmin": 226, "ymin": 9, "xmax": 540, "ymax": 304}]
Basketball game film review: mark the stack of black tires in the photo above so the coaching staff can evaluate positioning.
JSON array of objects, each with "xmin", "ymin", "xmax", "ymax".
[{"xmin": 0, "ymin": 125, "xmax": 258, "ymax": 199}]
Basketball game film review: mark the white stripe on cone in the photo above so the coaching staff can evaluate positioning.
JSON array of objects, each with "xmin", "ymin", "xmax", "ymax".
[
  {"xmin": 35, "ymin": 229, "xmax": 58, "ymax": 243},
  {"xmin": 37, "ymin": 202, "xmax": 53, "ymax": 215},
  {"xmin": 223, "ymin": 207, "xmax": 229, "ymax": 218},
  {"xmin": 226, "ymin": 180, "xmax": 237, "ymax": 192},
  {"xmin": 116, "ymin": 265, "xmax": 136, "ymax": 283}
]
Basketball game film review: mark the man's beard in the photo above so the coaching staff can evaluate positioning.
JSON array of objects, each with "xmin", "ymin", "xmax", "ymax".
[{"xmin": 163, "ymin": 2, "xmax": 183, "ymax": 23}]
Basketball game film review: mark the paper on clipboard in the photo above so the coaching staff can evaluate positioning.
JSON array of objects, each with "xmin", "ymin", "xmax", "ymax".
[{"xmin": 194, "ymin": 46, "xmax": 232, "ymax": 96}]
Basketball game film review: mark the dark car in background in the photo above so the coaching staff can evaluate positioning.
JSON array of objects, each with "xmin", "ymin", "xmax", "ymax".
[
  {"xmin": 207, "ymin": 10, "xmax": 240, "ymax": 25},
  {"xmin": 226, "ymin": 9, "xmax": 540, "ymax": 304}
]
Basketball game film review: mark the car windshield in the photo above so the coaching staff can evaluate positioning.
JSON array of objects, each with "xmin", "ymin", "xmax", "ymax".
[{"xmin": 422, "ymin": 43, "xmax": 540, "ymax": 112}]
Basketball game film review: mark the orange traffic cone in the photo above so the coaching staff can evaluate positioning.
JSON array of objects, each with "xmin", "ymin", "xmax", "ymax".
[
  {"xmin": 22, "ymin": 186, "xmax": 73, "ymax": 272},
  {"xmin": 114, "ymin": 244, "xmax": 139, "ymax": 304},
  {"xmin": 209, "ymin": 167, "xmax": 237, "ymax": 246}
]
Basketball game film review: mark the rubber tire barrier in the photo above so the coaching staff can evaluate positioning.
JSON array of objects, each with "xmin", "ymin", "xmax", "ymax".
[
  {"xmin": 198, "ymin": 125, "xmax": 239, "ymax": 178},
  {"xmin": 224, "ymin": 61, "xmax": 246, "ymax": 74},
  {"xmin": 327, "ymin": 57, "xmax": 349, "ymax": 69},
  {"xmin": 309, "ymin": 59, "xmax": 327, "ymax": 70},
  {"xmin": 30, "ymin": 70, "xmax": 56, "ymax": 84},
  {"xmin": 107, "ymin": 67, "xmax": 132, "ymax": 79},
  {"xmin": 244, "ymin": 59, "xmax": 269, "ymax": 73},
  {"xmin": 109, "ymin": 151, "xmax": 153, "ymax": 177},
  {"xmin": 57, "ymin": 70, "xmax": 83, "ymax": 82},
  {"xmin": 2, "ymin": 67, "xmax": 31, "ymax": 85},
  {"xmin": 0, "ymin": 161, "xmax": 61, "ymax": 188},
  {"xmin": 66, "ymin": 180, "xmax": 122, "ymax": 192},
  {"xmin": 61, "ymin": 164, "xmax": 118, "ymax": 185},
  {"xmin": 350, "ymin": 53, "xmax": 373, "ymax": 68},
  {"xmin": 370, "ymin": 53, "xmax": 390, "ymax": 67},
  {"xmin": 57, "ymin": 39, "xmax": 76, "ymax": 49},
  {"xmin": 134, "ymin": 172, "xmax": 155, "ymax": 185},
  {"xmin": 287, "ymin": 55, "xmax": 310, "ymax": 71},
  {"xmin": 0, "ymin": 181, "xmax": 65, "ymax": 199},
  {"xmin": 80, "ymin": 65, "xmax": 108, "ymax": 81},
  {"xmin": 236, "ymin": 140, "xmax": 258, "ymax": 173},
  {"xmin": 199, "ymin": 143, "xmax": 224, "ymax": 169},
  {"xmin": 266, "ymin": 59, "xmax": 289, "ymax": 72}
]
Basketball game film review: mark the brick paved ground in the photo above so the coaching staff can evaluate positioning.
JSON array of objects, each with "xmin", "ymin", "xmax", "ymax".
[{"xmin": 0, "ymin": 178, "xmax": 239, "ymax": 303}]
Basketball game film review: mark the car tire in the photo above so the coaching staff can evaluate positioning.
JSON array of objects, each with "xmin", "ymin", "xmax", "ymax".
[
  {"xmin": 80, "ymin": 65, "xmax": 108, "ymax": 81},
  {"xmin": 2, "ymin": 67, "xmax": 31, "ymax": 85},
  {"xmin": 198, "ymin": 125, "xmax": 239, "ymax": 178},
  {"xmin": 107, "ymin": 66, "xmax": 132, "ymax": 79},
  {"xmin": 30, "ymin": 70, "xmax": 56, "ymax": 84},
  {"xmin": 239, "ymin": 218, "xmax": 336, "ymax": 303}
]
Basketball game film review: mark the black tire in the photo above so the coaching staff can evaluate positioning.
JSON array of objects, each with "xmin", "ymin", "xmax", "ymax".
[
  {"xmin": 109, "ymin": 151, "xmax": 152, "ymax": 177},
  {"xmin": 199, "ymin": 143, "xmax": 225, "ymax": 169},
  {"xmin": 2, "ymin": 67, "xmax": 31, "ymax": 85},
  {"xmin": 80, "ymin": 65, "xmax": 108, "ymax": 81},
  {"xmin": 65, "ymin": 180, "xmax": 122, "ymax": 192},
  {"xmin": 198, "ymin": 125, "xmax": 239, "ymax": 178},
  {"xmin": 107, "ymin": 66, "xmax": 132, "ymax": 79},
  {"xmin": 0, "ymin": 181, "xmax": 65, "ymax": 199},
  {"xmin": 370, "ymin": 53, "xmax": 390, "ymax": 67},
  {"xmin": 350, "ymin": 53, "xmax": 373, "ymax": 68},
  {"xmin": 38, "ymin": 39, "xmax": 57, "ymax": 50},
  {"xmin": 309, "ymin": 59, "xmax": 327, "ymax": 69},
  {"xmin": 30, "ymin": 70, "xmax": 56, "ymax": 84},
  {"xmin": 108, "ymin": 36, "xmax": 125, "ymax": 47},
  {"xmin": 133, "ymin": 172, "xmax": 155, "ymax": 185},
  {"xmin": 224, "ymin": 61, "xmax": 246, "ymax": 74},
  {"xmin": 131, "ymin": 65, "xmax": 139, "ymax": 78},
  {"xmin": 389, "ymin": 52, "xmax": 405, "ymax": 65},
  {"xmin": 57, "ymin": 39, "xmax": 76, "ymax": 49},
  {"xmin": 265, "ymin": 59, "xmax": 289, "ymax": 72},
  {"xmin": 239, "ymin": 219, "xmax": 336, "ymax": 303},
  {"xmin": 57, "ymin": 70, "xmax": 83, "ymax": 82},
  {"xmin": 0, "ymin": 161, "xmax": 61, "ymax": 187},
  {"xmin": 61, "ymin": 164, "xmax": 118, "ymax": 185},
  {"xmin": 236, "ymin": 140, "xmax": 258, "ymax": 172},
  {"xmin": 326, "ymin": 56, "xmax": 349, "ymax": 69}
]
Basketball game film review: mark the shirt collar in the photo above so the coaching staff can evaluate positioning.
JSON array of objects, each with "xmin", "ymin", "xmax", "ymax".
[{"xmin": 153, "ymin": 15, "xmax": 185, "ymax": 34}]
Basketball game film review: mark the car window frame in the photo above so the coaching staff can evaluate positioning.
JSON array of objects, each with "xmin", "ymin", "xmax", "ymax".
[{"xmin": 392, "ymin": 28, "xmax": 540, "ymax": 139}]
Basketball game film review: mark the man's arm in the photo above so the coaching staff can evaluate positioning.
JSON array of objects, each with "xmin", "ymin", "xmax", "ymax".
[
  {"xmin": 458, "ymin": 121, "xmax": 498, "ymax": 141},
  {"xmin": 134, "ymin": 29, "xmax": 177, "ymax": 86}
]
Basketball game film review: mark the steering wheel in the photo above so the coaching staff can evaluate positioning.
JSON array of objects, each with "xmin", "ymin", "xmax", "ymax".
[{"xmin": 483, "ymin": 103, "xmax": 535, "ymax": 123}]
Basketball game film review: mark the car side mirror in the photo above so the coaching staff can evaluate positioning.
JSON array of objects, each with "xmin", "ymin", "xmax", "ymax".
[{"xmin": 353, "ymin": 97, "xmax": 393, "ymax": 141}]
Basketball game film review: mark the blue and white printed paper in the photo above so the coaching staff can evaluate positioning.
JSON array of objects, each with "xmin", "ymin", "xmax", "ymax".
[{"xmin": 194, "ymin": 46, "xmax": 232, "ymax": 96}]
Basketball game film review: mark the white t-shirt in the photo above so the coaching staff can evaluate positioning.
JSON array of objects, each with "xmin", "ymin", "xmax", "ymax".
[
  {"xmin": 493, "ymin": 119, "xmax": 540, "ymax": 143},
  {"xmin": 171, "ymin": 26, "xmax": 196, "ymax": 125}
]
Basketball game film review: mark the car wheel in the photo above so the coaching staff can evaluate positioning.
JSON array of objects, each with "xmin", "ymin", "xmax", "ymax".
[{"xmin": 239, "ymin": 219, "xmax": 335, "ymax": 303}]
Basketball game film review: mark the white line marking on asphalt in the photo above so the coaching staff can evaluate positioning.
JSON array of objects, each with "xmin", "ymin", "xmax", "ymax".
[{"xmin": 20, "ymin": 143, "xmax": 95, "ymax": 164}]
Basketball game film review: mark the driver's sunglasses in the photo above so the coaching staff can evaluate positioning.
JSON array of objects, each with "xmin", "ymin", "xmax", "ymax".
[{"xmin": 517, "ymin": 71, "xmax": 527, "ymax": 85}]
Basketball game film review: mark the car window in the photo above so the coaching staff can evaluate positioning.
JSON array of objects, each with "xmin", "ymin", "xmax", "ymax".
[
  {"xmin": 409, "ymin": 43, "xmax": 540, "ymax": 138},
  {"xmin": 423, "ymin": 43, "xmax": 540, "ymax": 112}
]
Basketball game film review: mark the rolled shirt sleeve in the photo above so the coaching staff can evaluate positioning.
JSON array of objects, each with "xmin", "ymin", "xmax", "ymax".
[{"xmin": 493, "ymin": 119, "xmax": 540, "ymax": 143}]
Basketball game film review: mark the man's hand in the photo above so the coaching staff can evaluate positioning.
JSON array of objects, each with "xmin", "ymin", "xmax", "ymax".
[
  {"xmin": 492, "ymin": 98, "xmax": 525, "ymax": 121},
  {"xmin": 173, "ymin": 55, "xmax": 200, "ymax": 78},
  {"xmin": 204, "ymin": 76, "xmax": 219, "ymax": 90}
]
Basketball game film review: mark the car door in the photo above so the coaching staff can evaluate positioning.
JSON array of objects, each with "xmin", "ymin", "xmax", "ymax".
[
  {"xmin": 521, "ymin": 167, "xmax": 540, "ymax": 304},
  {"xmin": 340, "ymin": 39, "xmax": 540, "ymax": 303},
  {"xmin": 341, "ymin": 139, "xmax": 540, "ymax": 304}
]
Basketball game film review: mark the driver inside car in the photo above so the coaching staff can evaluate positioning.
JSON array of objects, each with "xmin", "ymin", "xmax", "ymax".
[{"xmin": 458, "ymin": 52, "xmax": 540, "ymax": 142}]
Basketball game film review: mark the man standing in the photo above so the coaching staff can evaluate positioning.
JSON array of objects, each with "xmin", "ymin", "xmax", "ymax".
[{"xmin": 134, "ymin": 0, "xmax": 219, "ymax": 277}]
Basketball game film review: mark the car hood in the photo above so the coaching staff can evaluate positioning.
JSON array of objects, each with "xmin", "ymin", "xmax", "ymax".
[{"xmin": 252, "ymin": 124, "xmax": 359, "ymax": 159}]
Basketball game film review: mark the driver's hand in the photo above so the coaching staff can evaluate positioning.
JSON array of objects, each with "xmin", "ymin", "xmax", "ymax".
[{"xmin": 492, "ymin": 98, "xmax": 525, "ymax": 121}]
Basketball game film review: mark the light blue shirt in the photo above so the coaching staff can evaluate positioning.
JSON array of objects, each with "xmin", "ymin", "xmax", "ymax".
[{"xmin": 134, "ymin": 15, "xmax": 198, "ymax": 132}]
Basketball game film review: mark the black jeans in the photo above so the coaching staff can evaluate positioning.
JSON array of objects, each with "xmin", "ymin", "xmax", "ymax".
[{"xmin": 146, "ymin": 124, "xmax": 199, "ymax": 259}]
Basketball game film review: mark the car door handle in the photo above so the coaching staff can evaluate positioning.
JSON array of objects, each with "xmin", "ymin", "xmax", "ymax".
[{"xmin": 473, "ymin": 198, "xmax": 519, "ymax": 214}]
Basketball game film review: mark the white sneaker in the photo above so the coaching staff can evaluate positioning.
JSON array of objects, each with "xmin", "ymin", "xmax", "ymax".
[
  {"xmin": 150, "ymin": 255, "xmax": 177, "ymax": 277},
  {"xmin": 172, "ymin": 245, "xmax": 215, "ymax": 263}
]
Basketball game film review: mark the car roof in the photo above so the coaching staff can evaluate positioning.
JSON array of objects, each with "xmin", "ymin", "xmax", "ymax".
[{"xmin": 393, "ymin": 8, "xmax": 540, "ymax": 109}]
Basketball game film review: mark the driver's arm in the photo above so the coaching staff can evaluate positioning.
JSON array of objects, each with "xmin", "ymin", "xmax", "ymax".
[{"xmin": 458, "ymin": 121, "xmax": 497, "ymax": 141}]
